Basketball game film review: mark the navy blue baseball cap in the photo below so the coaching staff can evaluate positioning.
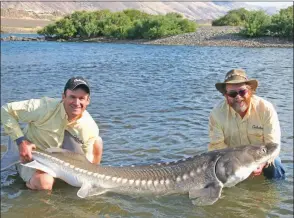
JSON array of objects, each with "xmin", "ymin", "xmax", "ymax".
[{"xmin": 64, "ymin": 76, "xmax": 90, "ymax": 94}]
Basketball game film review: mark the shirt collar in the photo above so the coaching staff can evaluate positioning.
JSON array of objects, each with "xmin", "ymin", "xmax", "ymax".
[
  {"xmin": 68, "ymin": 114, "xmax": 82, "ymax": 126},
  {"xmin": 227, "ymin": 103, "xmax": 237, "ymax": 118},
  {"xmin": 60, "ymin": 101, "xmax": 67, "ymax": 120},
  {"xmin": 242, "ymin": 101, "xmax": 252, "ymax": 121}
]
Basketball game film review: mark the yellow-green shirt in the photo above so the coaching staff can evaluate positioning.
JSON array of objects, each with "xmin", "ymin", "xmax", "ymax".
[
  {"xmin": 208, "ymin": 95, "xmax": 281, "ymax": 151},
  {"xmin": 1, "ymin": 97, "xmax": 99, "ymax": 154}
]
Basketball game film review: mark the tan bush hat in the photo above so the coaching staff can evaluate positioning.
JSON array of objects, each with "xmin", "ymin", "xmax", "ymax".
[{"xmin": 215, "ymin": 69, "xmax": 258, "ymax": 94}]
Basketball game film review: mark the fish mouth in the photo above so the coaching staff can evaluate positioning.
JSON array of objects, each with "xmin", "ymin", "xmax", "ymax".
[{"xmin": 259, "ymin": 143, "xmax": 280, "ymax": 167}]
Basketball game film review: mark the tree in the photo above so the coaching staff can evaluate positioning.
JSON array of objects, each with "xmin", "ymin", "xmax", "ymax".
[
  {"xmin": 123, "ymin": 9, "xmax": 150, "ymax": 21},
  {"xmin": 54, "ymin": 18, "xmax": 76, "ymax": 39},
  {"xmin": 37, "ymin": 9, "xmax": 197, "ymax": 40},
  {"xmin": 212, "ymin": 8, "xmax": 250, "ymax": 26},
  {"xmin": 269, "ymin": 6, "xmax": 293, "ymax": 38},
  {"xmin": 37, "ymin": 23, "xmax": 56, "ymax": 37},
  {"xmin": 240, "ymin": 10, "xmax": 271, "ymax": 37},
  {"xmin": 102, "ymin": 11, "xmax": 132, "ymax": 39}
]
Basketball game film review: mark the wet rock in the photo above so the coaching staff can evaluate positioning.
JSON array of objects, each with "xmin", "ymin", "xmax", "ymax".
[
  {"xmin": 1, "ymin": 35, "xmax": 45, "ymax": 41},
  {"xmin": 143, "ymin": 26, "xmax": 293, "ymax": 48}
]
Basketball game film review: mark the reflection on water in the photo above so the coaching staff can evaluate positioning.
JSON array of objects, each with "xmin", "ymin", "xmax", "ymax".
[{"xmin": 1, "ymin": 41, "xmax": 293, "ymax": 217}]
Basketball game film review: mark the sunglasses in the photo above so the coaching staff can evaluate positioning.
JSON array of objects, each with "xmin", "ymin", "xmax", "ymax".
[{"xmin": 226, "ymin": 89, "xmax": 248, "ymax": 98}]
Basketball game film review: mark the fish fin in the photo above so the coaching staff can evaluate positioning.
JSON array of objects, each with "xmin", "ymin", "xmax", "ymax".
[
  {"xmin": 189, "ymin": 182, "xmax": 223, "ymax": 206},
  {"xmin": 77, "ymin": 183, "xmax": 107, "ymax": 198},
  {"xmin": 21, "ymin": 160, "xmax": 57, "ymax": 177},
  {"xmin": 1, "ymin": 140, "xmax": 20, "ymax": 171}
]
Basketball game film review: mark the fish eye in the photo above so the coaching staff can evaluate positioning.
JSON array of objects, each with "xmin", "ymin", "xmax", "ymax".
[{"xmin": 260, "ymin": 147, "xmax": 267, "ymax": 154}]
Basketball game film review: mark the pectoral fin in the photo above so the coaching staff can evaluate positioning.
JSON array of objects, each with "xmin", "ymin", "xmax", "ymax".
[
  {"xmin": 189, "ymin": 182, "xmax": 223, "ymax": 206},
  {"xmin": 77, "ymin": 182, "xmax": 107, "ymax": 198},
  {"xmin": 21, "ymin": 160, "xmax": 57, "ymax": 177}
]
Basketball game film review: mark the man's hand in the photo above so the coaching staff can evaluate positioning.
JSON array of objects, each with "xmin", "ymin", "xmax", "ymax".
[
  {"xmin": 251, "ymin": 163, "xmax": 267, "ymax": 176},
  {"xmin": 18, "ymin": 140, "xmax": 36, "ymax": 163}
]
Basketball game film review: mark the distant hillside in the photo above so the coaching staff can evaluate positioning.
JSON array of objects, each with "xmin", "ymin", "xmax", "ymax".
[{"xmin": 1, "ymin": 1, "xmax": 261, "ymax": 21}]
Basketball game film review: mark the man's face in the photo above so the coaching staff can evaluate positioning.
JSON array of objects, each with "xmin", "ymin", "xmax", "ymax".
[
  {"xmin": 62, "ymin": 88, "xmax": 90, "ymax": 120},
  {"xmin": 225, "ymin": 83, "xmax": 252, "ymax": 114}
]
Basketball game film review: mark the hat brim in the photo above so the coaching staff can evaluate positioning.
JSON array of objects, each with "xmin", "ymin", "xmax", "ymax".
[{"xmin": 215, "ymin": 79, "xmax": 258, "ymax": 94}]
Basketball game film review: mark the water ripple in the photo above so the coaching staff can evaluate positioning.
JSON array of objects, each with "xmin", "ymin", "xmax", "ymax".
[{"xmin": 1, "ymin": 42, "xmax": 293, "ymax": 217}]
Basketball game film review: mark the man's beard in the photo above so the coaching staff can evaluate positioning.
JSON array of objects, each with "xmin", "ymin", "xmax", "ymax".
[{"xmin": 229, "ymin": 94, "xmax": 252, "ymax": 113}]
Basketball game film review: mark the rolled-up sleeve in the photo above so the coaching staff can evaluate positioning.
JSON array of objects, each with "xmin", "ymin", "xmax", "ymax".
[
  {"xmin": 1, "ymin": 99, "xmax": 45, "ymax": 140},
  {"xmin": 208, "ymin": 111, "xmax": 228, "ymax": 151}
]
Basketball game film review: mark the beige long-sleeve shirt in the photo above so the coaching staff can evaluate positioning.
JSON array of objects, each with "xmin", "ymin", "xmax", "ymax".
[
  {"xmin": 208, "ymin": 95, "xmax": 281, "ymax": 151},
  {"xmin": 1, "ymin": 97, "xmax": 99, "ymax": 155}
]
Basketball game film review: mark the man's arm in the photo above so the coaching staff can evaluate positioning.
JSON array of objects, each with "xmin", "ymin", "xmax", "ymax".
[
  {"xmin": 252, "ymin": 102, "xmax": 281, "ymax": 176},
  {"xmin": 1, "ymin": 99, "xmax": 45, "ymax": 141},
  {"xmin": 1, "ymin": 99, "xmax": 46, "ymax": 161},
  {"xmin": 92, "ymin": 137, "xmax": 103, "ymax": 164},
  {"xmin": 208, "ymin": 112, "xmax": 229, "ymax": 151},
  {"xmin": 263, "ymin": 104, "xmax": 281, "ymax": 145},
  {"xmin": 86, "ymin": 136, "xmax": 103, "ymax": 164}
]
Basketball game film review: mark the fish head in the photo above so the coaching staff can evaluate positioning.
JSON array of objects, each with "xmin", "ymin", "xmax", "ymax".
[
  {"xmin": 215, "ymin": 143, "xmax": 280, "ymax": 187},
  {"xmin": 244, "ymin": 142, "xmax": 280, "ymax": 165}
]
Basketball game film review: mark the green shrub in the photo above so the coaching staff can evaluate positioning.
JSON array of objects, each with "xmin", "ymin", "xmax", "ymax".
[
  {"xmin": 53, "ymin": 18, "xmax": 76, "ymax": 39},
  {"xmin": 136, "ymin": 15, "xmax": 196, "ymax": 39},
  {"xmin": 101, "ymin": 12, "xmax": 132, "ymax": 39},
  {"xmin": 37, "ymin": 9, "xmax": 197, "ymax": 40},
  {"xmin": 123, "ymin": 9, "xmax": 150, "ymax": 21},
  {"xmin": 212, "ymin": 8, "xmax": 250, "ymax": 26},
  {"xmin": 213, "ymin": 6, "xmax": 293, "ymax": 39},
  {"xmin": 37, "ymin": 24, "xmax": 56, "ymax": 37},
  {"xmin": 269, "ymin": 6, "xmax": 293, "ymax": 39},
  {"xmin": 240, "ymin": 10, "xmax": 271, "ymax": 37}
]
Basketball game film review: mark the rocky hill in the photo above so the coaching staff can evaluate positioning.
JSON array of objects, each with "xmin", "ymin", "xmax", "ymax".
[
  {"xmin": 1, "ymin": 1, "xmax": 261, "ymax": 21},
  {"xmin": 2, "ymin": 1, "xmax": 288, "ymax": 34}
]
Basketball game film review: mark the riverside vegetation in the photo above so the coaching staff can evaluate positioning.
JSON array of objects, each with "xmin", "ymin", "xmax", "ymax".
[
  {"xmin": 37, "ymin": 9, "xmax": 197, "ymax": 40},
  {"xmin": 36, "ymin": 7, "xmax": 293, "ymax": 41},
  {"xmin": 2, "ymin": 7, "xmax": 292, "ymax": 47},
  {"xmin": 212, "ymin": 6, "xmax": 293, "ymax": 39}
]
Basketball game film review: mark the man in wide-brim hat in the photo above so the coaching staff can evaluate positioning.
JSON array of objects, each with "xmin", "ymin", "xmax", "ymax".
[
  {"xmin": 208, "ymin": 69, "xmax": 285, "ymax": 179},
  {"xmin": 215, "ymin": 69, "xmax": 258, "ymax": 95}
]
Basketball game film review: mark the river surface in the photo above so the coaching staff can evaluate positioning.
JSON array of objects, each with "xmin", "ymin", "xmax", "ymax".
[{"xmin": 1, "ymin": 40, "xmax": 293, "ymax": 218}]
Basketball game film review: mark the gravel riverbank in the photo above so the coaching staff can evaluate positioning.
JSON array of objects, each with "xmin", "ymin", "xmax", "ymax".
[
  {"xmin": 1, "ymin": 26, "xmax": 293, "ymax": 48},
  {"xmin": 143, "ymin": 26, "xmax": 293, "ymax": 48}
]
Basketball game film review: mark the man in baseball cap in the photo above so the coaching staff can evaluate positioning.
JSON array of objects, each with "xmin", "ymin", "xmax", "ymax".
[{"xmin": 1, "ymin": 76, "xmax": 103, "ymax": 191}]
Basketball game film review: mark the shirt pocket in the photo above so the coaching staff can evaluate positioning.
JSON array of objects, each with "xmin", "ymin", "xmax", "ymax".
[{"xmin": 248, "ymin": 128, "xmax": 264, "ymax": 144}]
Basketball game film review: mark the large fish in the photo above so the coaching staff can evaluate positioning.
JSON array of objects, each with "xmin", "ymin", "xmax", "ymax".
[{"xmin": 1, "ymin": 142, "xmax": 279, "ymax": 206}]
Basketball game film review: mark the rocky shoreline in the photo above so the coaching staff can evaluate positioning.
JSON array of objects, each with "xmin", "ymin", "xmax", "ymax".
[{"xmin": 1, "ymin": 26, "xmax": 293, "ymax": 48}]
